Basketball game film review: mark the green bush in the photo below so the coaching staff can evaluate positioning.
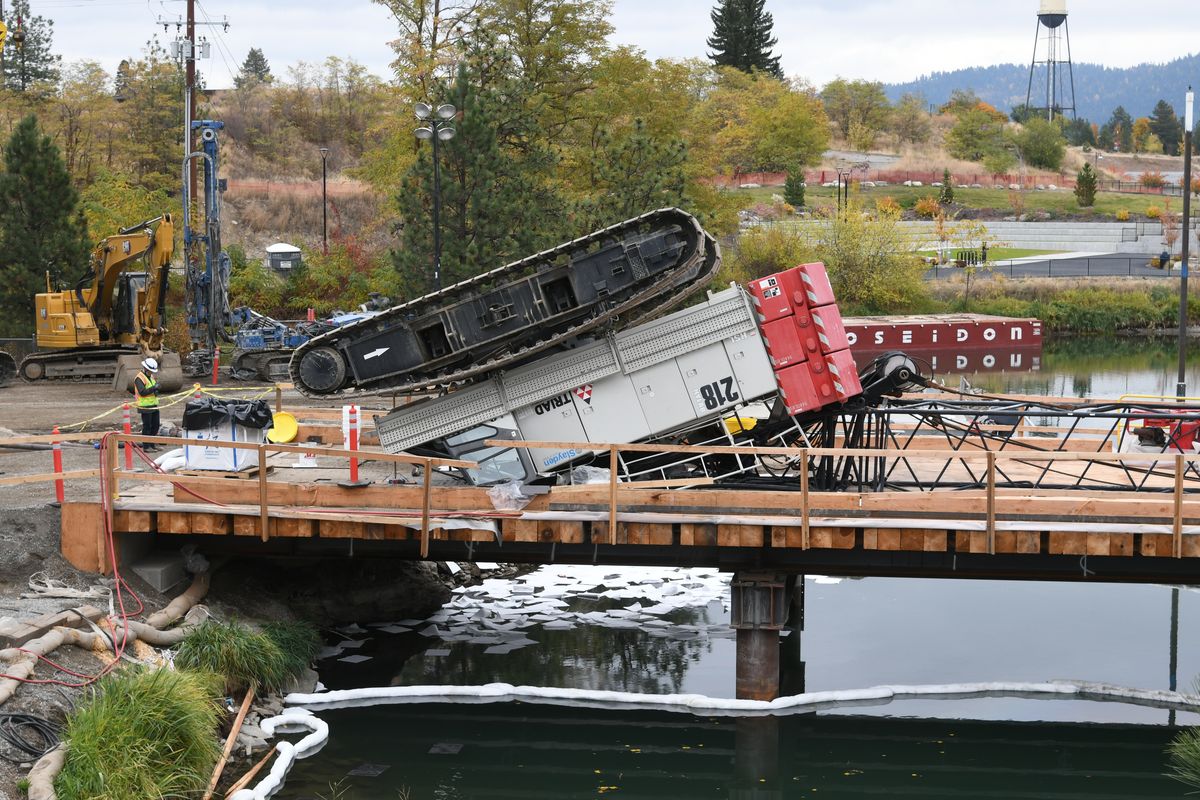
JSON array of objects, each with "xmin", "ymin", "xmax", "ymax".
[
  {"xmin": 56, "ymin": 668, "xmax": 222, "ymax": 800},
  {"xmin": 723, "ymin": 224, "xmax": 817, "ymax": 285},
  {"xmin": 175, "ymin": 619, "xmax": 318, "ymax": 693}
]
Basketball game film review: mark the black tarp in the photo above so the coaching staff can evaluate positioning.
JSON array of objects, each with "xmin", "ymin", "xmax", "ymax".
[{"xmin": 182, "ymin": 398, "xmax": 274, "ymax": 431}]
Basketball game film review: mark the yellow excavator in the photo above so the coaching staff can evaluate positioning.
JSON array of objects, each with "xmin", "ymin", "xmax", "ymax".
[{"xmin": 17, "ymin": 214, "xmax": 184, "ymax": 391}]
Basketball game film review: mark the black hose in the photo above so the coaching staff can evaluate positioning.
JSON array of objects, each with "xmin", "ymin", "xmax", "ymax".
[{"xmin": 0, "ymin": 713, "xmax": 60, "ymax": 761}]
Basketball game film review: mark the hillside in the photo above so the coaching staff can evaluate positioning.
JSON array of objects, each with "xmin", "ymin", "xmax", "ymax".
[{"xmin": 885, "ymin": 52, "xmax": 1200, "ymax": 122}]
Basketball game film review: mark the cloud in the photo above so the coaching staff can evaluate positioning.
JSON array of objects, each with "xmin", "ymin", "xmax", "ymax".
[{"xmin": 37, "ymin": 0, "xmax": 1200, "ymax": 90}]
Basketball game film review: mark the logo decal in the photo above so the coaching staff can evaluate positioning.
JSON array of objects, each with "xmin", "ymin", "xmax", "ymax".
[{"xmin": 574, "ymin": 384, "xmax": 593, "ymax": 404}]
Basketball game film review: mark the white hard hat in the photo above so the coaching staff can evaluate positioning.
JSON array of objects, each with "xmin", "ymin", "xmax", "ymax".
[{"xmin": 141, "ymin": 357, "xmax": 159, "ymax": 373}]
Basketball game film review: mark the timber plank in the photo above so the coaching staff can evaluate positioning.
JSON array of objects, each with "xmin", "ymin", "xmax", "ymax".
[
  {"xmin": 114, "ymin": 510, "xmax": 151, "ymax": 533},
  {"xmin": 1109, "ymin": 534, "xmax": 1134, "ymax": 557},
  {"xmin": 874, "ymin": 529, "xmax": 902, "ymax": 550},
  {"xmin": 995, "ymin": 532, "xmax": 1016, "ymax": 553},
  {"xmin": 900, "ymin": 531, "xmax": 924, "ymax": 551},
  {"xmin": 60, "ymin": 503, "xmax": 105, "ymax": 574},
  {"xmin": 159, "ymin": 511, "xmax": 192, "ymax": 534},
  {"xmin": 1016, "ymin": 532, "xmax": 1041, "ymax": 554},
  {"xmin": 189, "ymin": 512, "xmax": 231, "ymax": 535}
]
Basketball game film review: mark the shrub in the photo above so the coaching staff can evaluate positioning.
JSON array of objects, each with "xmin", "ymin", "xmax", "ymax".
[
  {"xmin": 56, "ymin": 668, "xmax": 222, "ymax": 800},
  {"xmin": 875, "ymin": 196, "xmax": 901, "ymax": 215},
  {"xmin": 1115, "ymin": 208, "xmax": 1131, "ymax": 222},
  {"xmin": 938, "ymin": 168, "xmax": 954, "ymax": 205},
  {"xmin": 914, "ymin": 196, "xmax": 941, "ymax": 219},
  {"xmin": 724, "ymin": 225, "xmax": 817, "ymax": 284},
  {"xmin": 1140, "ymin": 171, "xmax": 1166, "ymax": 189},
  {"xmin": 1074, "ymin": 163, "xmax": 1097, "ymax": 207},
  {"xmin": 783, "ymin": 169, "xmax": 805, "ymax": 208},
  {"xmin": 1146, "ymin": 206, "xmax": 1163, "ymax": 220},
  {"xmin": 1192, "ymin": 177, "xmax": 1200, "ymax": 196},
  {"xmin": 175, "ymin": 619, "xmax": 318, "ymax": 693}
]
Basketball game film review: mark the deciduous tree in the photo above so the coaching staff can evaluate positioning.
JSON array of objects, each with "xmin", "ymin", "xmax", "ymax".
[
  {"xmin": 1015, "ymin": 117, "xmax": 1065, "ymax": 170},
  {"xmin": 891, "ymin": 93, "xmax": 931, "ymax": 146},
  {"xmin": 820, "ymin": 78, "xmax": 891, "ymax": 141},
  {"xmin": 946, "ymin": 108, "xmax": 1008, "ymax": 163}
]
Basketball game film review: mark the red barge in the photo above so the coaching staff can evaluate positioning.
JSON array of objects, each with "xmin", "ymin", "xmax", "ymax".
[{"xmin": 843, "ymin": 314, "xmax": 1043, "ymax": 374}]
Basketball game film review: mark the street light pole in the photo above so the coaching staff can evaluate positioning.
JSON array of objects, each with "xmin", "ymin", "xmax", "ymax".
[
  {"xmin": 1178, "ymin": 87, "xmax": 1194, "ymax": 400},
  {"xmin": 416, "ymin": 102, "xmax": 456, "ymax": 294},
  {"xmin": 319, "ymin": 147, "xmax": 329, "ymax": 256}
]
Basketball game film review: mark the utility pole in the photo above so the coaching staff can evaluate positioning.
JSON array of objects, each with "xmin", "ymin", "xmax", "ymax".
[{"xmin": 186, "ymin": 0, "xmax": 196, "ymax": 207}]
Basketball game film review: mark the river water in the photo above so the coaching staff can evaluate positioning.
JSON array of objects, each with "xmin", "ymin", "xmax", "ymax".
[{"xmin": 274, "ymin": 337, "xmax": 1200, "ymax": 799}]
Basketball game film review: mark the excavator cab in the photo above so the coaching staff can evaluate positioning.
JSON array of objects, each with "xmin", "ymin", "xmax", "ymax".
[{"xmin": 112, "ymin": 272, "xmax": 149, "ymax": 339}]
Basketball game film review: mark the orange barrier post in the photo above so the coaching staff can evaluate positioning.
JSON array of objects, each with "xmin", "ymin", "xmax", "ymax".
[
  {"xmin": 211, "ymin": 350, "xmax": 220, "ymax": 386},
  {"xmin": 348, "ymin": 404, "xmax": 359, "ymax": 482},
  {"xmin": 51, "ymin": 426, "xmax": 64, "ymax": 503},
  {"xmin": 122, "ymin": 404, "xmax": 133, "ymax": 470}
]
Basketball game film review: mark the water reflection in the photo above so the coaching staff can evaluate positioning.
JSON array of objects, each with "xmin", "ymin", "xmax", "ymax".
[
  {"xmin": 319, "ymin": 602, "xmax": 719, "ymax": 697},
  {"xmin": 274, "ymin": 702, "xmax": 1189, "ymax": 799},
  {"xmin": 958, "ymin": 336, "xmax": 1200, "ymax": 399}
]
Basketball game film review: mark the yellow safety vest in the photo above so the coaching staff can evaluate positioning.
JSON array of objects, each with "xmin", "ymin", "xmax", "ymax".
[{"xmin": 134, "ymin": 372, "xmax": 159, "ymax": 408}]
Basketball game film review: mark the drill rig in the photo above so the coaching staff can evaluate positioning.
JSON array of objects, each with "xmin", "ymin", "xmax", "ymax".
[{"xmin": 18, "ymin": 214, "xmax": 184, "ymax": 390}]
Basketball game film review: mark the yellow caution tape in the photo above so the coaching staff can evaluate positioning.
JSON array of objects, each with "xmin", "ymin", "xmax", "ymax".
[{"xmin": 59, "ymin": 384, "xmax": 276, "ymax": 431}]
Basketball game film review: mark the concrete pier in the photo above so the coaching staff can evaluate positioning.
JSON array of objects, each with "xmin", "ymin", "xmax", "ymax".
[{"xmin": 731, "ymin": 572, "xmax": 787, "ymax": 701}]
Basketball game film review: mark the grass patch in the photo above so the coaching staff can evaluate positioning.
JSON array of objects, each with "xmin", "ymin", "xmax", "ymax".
[
  {"xmin": 175, "ymin": 619, "xmax": 319, "ymax": 693},
  {"xmin": 929, "ymin": 277, "xmax": 1197, "ymax": 333},
  {"xmin": 55, "ymin": 667, "xmax": 222, "ymax": 800}
]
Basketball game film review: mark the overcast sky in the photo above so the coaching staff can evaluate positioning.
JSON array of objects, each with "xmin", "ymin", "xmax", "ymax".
[{"xmin": 37, "ymin": 0, "xmax": 1200, "ymax": 90}]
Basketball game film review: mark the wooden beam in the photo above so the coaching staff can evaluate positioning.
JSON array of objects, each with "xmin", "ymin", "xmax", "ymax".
[
  {"xmin": 609, "ymin": 447, "xmax": 618, "ymax": 546},
  {"xmin": 0, "ymin": 469, "xmax": 100, "ymax": 487},
  {"xmin": 1175, "ymin": 454, "xmax": 1185, "ymax": 558},
  {"xmin": 800, "ymin": 450, "xmax": 810, "ymax": 550},
  {"xmin": 986, "ymin": 451, "xmax": 996, "ymax": 554},
  {"xmin": 258, "ymin": 444, "xmax": 270, "ymax": 543}
]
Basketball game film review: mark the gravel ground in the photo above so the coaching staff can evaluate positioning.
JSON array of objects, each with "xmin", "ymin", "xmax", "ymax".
[{"xmin": 0, "ymin": 379, "xmax": 462, "ymax": 797}]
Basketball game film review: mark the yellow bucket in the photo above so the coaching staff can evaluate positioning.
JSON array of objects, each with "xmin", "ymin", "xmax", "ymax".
[{"xmin": 268, "ymin": 411, "xmax": 298, "ymax": 443}]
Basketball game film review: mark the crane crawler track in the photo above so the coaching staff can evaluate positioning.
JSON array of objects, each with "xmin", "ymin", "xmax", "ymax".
[{"xmin": 289, "ymin": 208, "xmax": 720, "ymax": 399}]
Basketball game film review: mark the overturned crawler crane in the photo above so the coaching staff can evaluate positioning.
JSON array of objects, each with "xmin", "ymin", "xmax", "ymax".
[{"xmin": 289, "ymin": 208, "xmax": 720, "ymax": 397}]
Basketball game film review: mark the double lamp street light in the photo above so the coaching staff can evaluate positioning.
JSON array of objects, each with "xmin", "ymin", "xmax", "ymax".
[{"xmin": 415, "ymin": 102, "xmax": 457, "ymax": 293}]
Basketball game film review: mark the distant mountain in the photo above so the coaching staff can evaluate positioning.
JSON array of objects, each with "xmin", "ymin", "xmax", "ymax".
[{"xmin": 884, "ymin": 53, "xmax": 1200, "ymax": 123}]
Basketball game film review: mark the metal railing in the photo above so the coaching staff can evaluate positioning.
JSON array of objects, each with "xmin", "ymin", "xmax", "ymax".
[{"xmin": 927, "ymin": 255, "xmax": 1185, "ymax": 280}]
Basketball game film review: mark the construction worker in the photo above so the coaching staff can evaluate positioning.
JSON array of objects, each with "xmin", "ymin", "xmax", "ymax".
[{"xmin": 133, "ymin": 358, "xmax": 161, "ymax": 451}]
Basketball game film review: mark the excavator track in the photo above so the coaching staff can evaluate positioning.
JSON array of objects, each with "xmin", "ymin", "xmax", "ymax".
[
  {"xmin": 289, "ymin": 208, "xmax": 720, "ymax": 399},
  {"xmin": 19, "ymin": 348, "xmax": 143, "ymax": 383}
]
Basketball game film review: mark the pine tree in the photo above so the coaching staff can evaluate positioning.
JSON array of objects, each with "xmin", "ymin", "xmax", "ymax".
[
  {"xmin": 0, "ymin": 116, "xmax": 90, "ymax": 336},
  {"xmin": 392, "ymin": 36, "xmax": 570, "ymax": 293},
  {"xmin": 1, "ymin": 0, "xmax": 61, "ymax": 92},
  {"xmin": 1074, "ymin": 162, "xmax": 1098, "ymax": 208},
  {"xmin": 113, "ymin": 59, "xmax": 131, "ymax": 102},
  {"xmin": 578, "ymin": 118, "xmax": 688, "ymax": 230},
  {"xmin": 707, "ymin": 0, "xmax": 782, "ymax": 78},
  {"xmin": 783, "ymin": 167, "xmax": 805, "ymax": 208},
  {"xmin": 1148, "ymin": 99, "xmax": 1183, "ymax": 157},
  {"xmin": 938, "ymin": 168, "xmax": 954, "ymax": 205},
  {"xmin": 235, "ymin": 47, "xmax": 272, "ymax": 88}
]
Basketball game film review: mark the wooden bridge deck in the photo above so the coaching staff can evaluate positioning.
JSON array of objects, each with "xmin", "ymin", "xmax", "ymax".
[{"xmin": 52, "ymin": 425, "xmax": 1200, "ymax": 583}]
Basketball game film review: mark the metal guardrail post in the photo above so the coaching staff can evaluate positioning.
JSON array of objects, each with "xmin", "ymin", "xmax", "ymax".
[{"xmin": 420, "ymin": 458, "xmax": 432, "ymax": 558}]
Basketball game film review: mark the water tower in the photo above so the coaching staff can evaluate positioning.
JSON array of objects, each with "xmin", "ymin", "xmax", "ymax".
[{"xmin": 1024, "ymin": 0, "xmax": 1076, "ymax": 121}]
